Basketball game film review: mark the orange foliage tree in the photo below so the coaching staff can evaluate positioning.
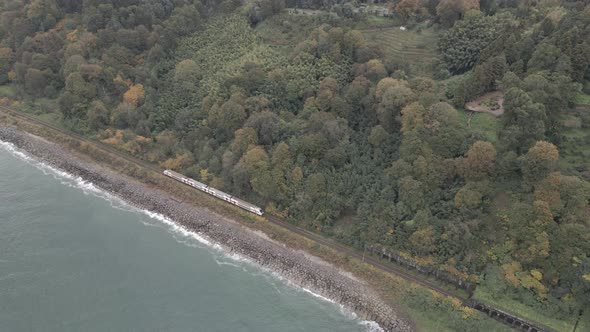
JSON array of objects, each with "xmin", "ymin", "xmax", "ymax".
[{"xmin": 123, "ymin": 84, "xmax": 145, "ymax": 107}]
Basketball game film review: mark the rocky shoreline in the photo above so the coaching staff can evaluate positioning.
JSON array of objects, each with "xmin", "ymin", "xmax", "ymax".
[{"xmin": 0, "ymin": 126, "xmax": 413, "ymax": 332}]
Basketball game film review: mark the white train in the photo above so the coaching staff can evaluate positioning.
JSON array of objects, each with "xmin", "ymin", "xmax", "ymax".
[{"xmin": 163, "ymin": 169, "xmax": 264, "ymax": 216}]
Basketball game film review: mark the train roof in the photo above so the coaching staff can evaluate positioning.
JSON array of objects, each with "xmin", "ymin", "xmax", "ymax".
[
  {"xmin": 232, "ymin": 196, "xmax": 262, "ymax": 210},
  {"xmin": 165, "ymin": 169, "xmax": 262, "ymax": 211}
]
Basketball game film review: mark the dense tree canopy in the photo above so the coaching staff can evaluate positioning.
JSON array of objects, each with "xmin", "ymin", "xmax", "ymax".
[{"xmin": 1, "ymin": 0, "xmax": 589, "ymax": 325}]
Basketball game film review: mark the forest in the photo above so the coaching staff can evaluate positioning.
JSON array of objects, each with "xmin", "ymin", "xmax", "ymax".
[{"xmin": 1, "ymin": 0, "xmax": 589, "ymax": 328}]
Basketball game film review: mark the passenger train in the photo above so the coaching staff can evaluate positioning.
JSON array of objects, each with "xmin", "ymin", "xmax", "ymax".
[{"xmin": 163, "ymin": 169, "xmax": 264, "ymax": 216}]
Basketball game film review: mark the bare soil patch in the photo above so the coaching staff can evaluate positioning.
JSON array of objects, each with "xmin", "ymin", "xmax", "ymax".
[{"xmin": 465, "ymin": 91, "xmax": 505, "ymax": 117}]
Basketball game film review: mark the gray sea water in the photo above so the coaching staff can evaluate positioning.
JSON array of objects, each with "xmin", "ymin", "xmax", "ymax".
[{"xmin": 0, "ymin": 141, "xmax": 377, "ymax": 332}]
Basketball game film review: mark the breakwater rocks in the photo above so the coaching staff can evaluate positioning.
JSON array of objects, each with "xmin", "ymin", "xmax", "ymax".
[{"xmin": 0, "ymin": 126, "xmax": 413, "ymax": 332}]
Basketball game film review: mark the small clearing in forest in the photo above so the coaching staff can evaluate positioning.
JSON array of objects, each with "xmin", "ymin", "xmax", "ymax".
[{"xmin": 465, "ymin": 91, "xmax": 505, "ymax": 116}]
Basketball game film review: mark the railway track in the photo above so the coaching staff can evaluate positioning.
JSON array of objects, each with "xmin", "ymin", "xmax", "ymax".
[
  {"xmin": 1, "ymin": 106, "xmax": 553, "ymax": 331},
  {"xmin": 0, "ymin": 106, "xmax": 163, "ymax": 173},
  {"xmin": 264, "ymin": 214, "xmax": 463, "ymax": 298},
  {"xmin": 0, "ymin": 106, "xmax": 461, "ymax": 298}
]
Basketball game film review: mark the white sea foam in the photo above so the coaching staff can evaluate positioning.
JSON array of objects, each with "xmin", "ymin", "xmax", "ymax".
[
  {"xmin": 359, "ymin": 320, "xmax": 386, "ymax": 332},
  {"xmin": 301, "ymin": 286, "xmax": 337, "ymax": 304},
  {"xmin": 0, "ymin": 139, "xmax": 385, "ymax": 331}
]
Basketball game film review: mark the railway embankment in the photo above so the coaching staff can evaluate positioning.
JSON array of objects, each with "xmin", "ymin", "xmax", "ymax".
[{"xmin": 0, "ymin": 125, "xmax": 412, "ymax": 332}]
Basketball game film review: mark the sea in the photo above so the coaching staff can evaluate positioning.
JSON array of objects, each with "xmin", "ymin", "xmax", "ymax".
[{"xmin": 0, "ymin": 141, "xmax": 379, "ymax": 332}]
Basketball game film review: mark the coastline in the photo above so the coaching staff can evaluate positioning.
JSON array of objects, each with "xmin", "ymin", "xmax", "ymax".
[{"xmin": 0, "ymin": 125, "xmax": 413, "ymax": 332}]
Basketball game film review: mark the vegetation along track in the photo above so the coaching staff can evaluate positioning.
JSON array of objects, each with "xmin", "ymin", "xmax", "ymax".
[
  {"xmin": 0, "ymin": 105, "xmax": 458, "ymax": 297},
  {"xmin": 0, "ymin": 106, "xmax": 552, "ymax": 332}
]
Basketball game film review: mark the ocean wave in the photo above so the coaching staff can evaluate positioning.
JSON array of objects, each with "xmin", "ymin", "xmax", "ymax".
[
  {"xmin": 0, "ymin": 139, "xmax": 384, "ymax": 331},
  {"xmin": 359, "ymin": 320, "xmax": 385, "ymax": 332}
]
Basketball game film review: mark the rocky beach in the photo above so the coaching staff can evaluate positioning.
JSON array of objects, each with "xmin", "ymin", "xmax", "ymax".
[{"xmin": 0, "ymin": 125, "xmax": 412, "ymax": 332}]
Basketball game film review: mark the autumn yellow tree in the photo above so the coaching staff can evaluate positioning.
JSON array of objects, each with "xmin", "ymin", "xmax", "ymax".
[
  {"xmin": 365, "ymin": 59, "xmax": 387, "ymax": 82},
  {"xmin": 458, "ymin": 141, "xmax": 497, "ymax": 180},
  {"xmin": 522, "ymin": 141, "xmax": 559, "ymax": 183},
  {"xmin": 436, "ymin": 0, "xmax": 480, "ymax": 27},
  {"xmin": 400, "ymin": 102, "xmax": 425, "ymax": 134},
  {"xmin": 123, "ymin": 84, "xmax": 145, "ymax": 107},
  {"xmin": 161, "ymin": 153, "xmax": 194, "ymax": 170},
  {"xmin": 409, "ymin": 226, "xmax": 436, "ymax": 255},
  {"xmin": 394, "ymin": 0, "xmax": 421, "ymax": 22}
]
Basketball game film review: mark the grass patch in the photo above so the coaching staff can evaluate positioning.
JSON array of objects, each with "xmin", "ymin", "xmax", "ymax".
[
  {"xmin": 575, "ymin": 310, "xmax": 590, "ymax": 332},
  {"xmin": 575, "ymin": 93, "xmax": 590, "ymax": 106},
  {"xmin": 559, "ymin": 111, "xmax": 590, "ymax": 173},
  {"xmin": 405, "ymin": 305, "xmax": 512, "ymax": 332},
  {"xmin": 353, "ymin": 15, "xmax": 400, "ymax": 29},
  {"xmin": 559, "ymin": 126, "xmax": 590, "ymax": 171},
  {"xmin": 458, "ymin": 109, "xmax": 502, "ymax": 143},
  {"xmin": 0, "ymin": 84, "xmax": 16, "ymax": 98},
  {"xmin": 474, "ymin": 288, "xmax": 577, "ymax": 332},
  {"xmin": 362, "ymin": 26, "xmax": 438, "ymax": 76}
]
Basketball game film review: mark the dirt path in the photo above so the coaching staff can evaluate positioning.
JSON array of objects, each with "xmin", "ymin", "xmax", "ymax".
[{"xmin": 467, "ymin": 111, "xmax": 474, "ymax": 128}]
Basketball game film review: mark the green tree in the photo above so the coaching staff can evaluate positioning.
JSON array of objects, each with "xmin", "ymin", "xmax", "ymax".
[
  {"xmin": 375, "ymin": 78, "xmax": 415, "ymax": 132},
  {"xmin": 436, "ymin": 0, "xmax": 480, "ymax": 27},
  {"xmin": 365, "ymin": 59, "xmax": 387, "ymax": 82},
  {"xmin": 26, "ymin": 0, "xmax": 60, "ymax": 31},
  {"xmin": 271, "ymin": 142, "xmax": 292, "ymax": 172},
  {"xmin": 409, "ymin": 226, "xmax": 436, "ymax": 255},
  {"xmin": 394, "ymin": 0, "xmax": 421, "ymax": 23},
  {"xmin": 400, "ymin": 102, "xmax": 425, "ymax": 134},
  {"xmin": 65, "ymin": 71, "xmax": 96, "ymax": 100},
  {"xmin": 422, "ymin": 102, "xmax": 466, "ymax": 158},
  {"xmin": 368, "ymin": 125, "xmax": 389, "ymax": 147},
  {"xmin": 231, "ymin": 127, "xmax": 258, "ymax": 157},
  {"xmin": 208, "ymin": 93, "xmax": 247, "ymax": 142},
  {"xmin": 0, "ymin": 47, "xmax": 13, "ymax": 84},
  {"xmin": 87, "ymin": 100, "xmax": 109, "ymax": 131},
  {"xmin": 527, "ymin": 43, "xmax": 561, "ymax": 73},
  {"xmin": 473, "ymin": 54, "xmax": 507, "ymax": 93},
  {"xmin": 174, "ymin": 59, "xmax": 201, "ymax": 89},
  {"xmin": 438, "ymin": 13, "xmax": 499, "ymax": 73},
  {"xmin": 244, "ymin": 110, "xmax": 280, "ymax": 146},
  {"xmin": 24, "ymin": 68, "xmax": 48, "ymax": 97},
  {"xmin": 399, "ymin": 176, "xmax": 424, "ymax": 213},
  {"xmin": 500, "ymin": 88, "xmax": 546, "ymax": 153},
  {"xmin": 454, "ymin": 185, "xmax": 483, "ymax": 210}
]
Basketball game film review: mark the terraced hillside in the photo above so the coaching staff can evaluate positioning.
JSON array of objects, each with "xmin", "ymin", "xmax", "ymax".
[{"xmin": 362, "ymin": 27, "xmax": 439, "ymax": 76}]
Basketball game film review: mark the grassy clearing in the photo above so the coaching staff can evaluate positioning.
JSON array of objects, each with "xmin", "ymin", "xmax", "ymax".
[
  {"xmin": 0, "ymin": 84, "xmax": 16, "ymax": 98},
  {"xmin": 474, "ymin": 288, "xmax": 577, "ymax": 332},
  {"xmin": 353, "ymin": 15, "xmax": 400, "ymax": 29},
  {"xmin": 458, "ymin": 109, "xmax": 502, "ymax": 143},
  {"xmin": 575, "ymin": 310, "xmax": 590, "ymax": 332},
  {"xmin": 407, "ymin": 306, "xmax": 512, "ymax": 332},
  {"xmin": 575, "ymin": 93, "xmax": 590, "ymax": 106},
  {"xmin": 12, "ymin": 98, "xmax": 63, "ymax": 126},
  {"xmin": 559, "ymin": 127, "xmax": 590, "ymax": 171},
  {"xmin": 362, "ymin": 26, "xmax": 438, "ymax": 76},
  {"xmin": 559, "ymin": 111, "xmax": 590, "ymax": 173}
]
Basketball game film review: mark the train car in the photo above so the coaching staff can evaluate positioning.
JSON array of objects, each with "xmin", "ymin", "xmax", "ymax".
[
  {"xmin": 163, "ymin": 169, "xmax": 264, "ymax": 216},
  {"xmin": 231, "ymin": 196, "xmax": 264, "ymax": 215}
]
